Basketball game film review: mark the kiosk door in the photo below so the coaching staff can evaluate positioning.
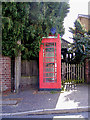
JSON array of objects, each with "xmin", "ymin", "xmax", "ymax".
[{"xmin": 39, "ymin": 35, "xmax": 61, "ymax": 90}]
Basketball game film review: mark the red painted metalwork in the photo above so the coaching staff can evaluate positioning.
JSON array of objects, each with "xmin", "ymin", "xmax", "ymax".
[{"xmin": 39, "ymin": 34, "xmax": 61, "ymax": 89}]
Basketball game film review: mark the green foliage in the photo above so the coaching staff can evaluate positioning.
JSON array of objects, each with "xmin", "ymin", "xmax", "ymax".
[
  {"xmin": 2, "ymin": 2, "xmax": 29, "ymax": 57},
  {"xmin": 22, "ymin": 2, "xmax": 70, "ymax": 60},
  {"xmin": 50, "ymin": 91, "xmax": 59, "ymax": 94},
  {"xmin": 64, "ymin": 79, "xmax": 84, "ymax": 84},
  {"xmin": 2, "ymin": 2, "xmax": 70, "ymax": 59},
  {"xmin": 69, "ymin": 20, "xmax": 90, "ymax": 62}
]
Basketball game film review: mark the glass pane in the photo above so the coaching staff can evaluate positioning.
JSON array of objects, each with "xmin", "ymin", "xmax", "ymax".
[
  {"xmin": 55, "ymin": 48, "xmax": 56, "ymax": 52},
  {"xmin": 55, "ymin": 68, "xmax": 57, "ymax": 72},
  {"xmin": 46, "ymin": 52, "xmax": 54, "ymax": 57},
  {"xmin": 55, "ymin": 53, "xmax": 56, "ymax": 57},
  {"xmin": 44, "ymin": 67, "xmax": 54, "ymax": 72},
  {"xmin": 46, "ymin": 78, "xmax": 55, "ymax": 82},
  {"xmin": 55, "ymin": 63, "xmax": 57, "ymax": 67},
  {"xmin": 45, "ymin": 43, "xmax": 54, "ymax": 47},
  {"xmin": 45, "ymin": 73, "xmax": 54, "ymax": 77},
  {"xmin": 55, "ymin": 73, "xmax": 57, "ymax": 77},
  {"xmin": 45, "ymin": 58, "xmax": 54, "ymax": 62},
  {"xmin": 45, "ymin": 63, "xmax": 54, "ymax": 67},
  {"xmin": 55, "ymin": 43, "xmax": 56, "ymax": 46},
  {"xmin": 45, "ymin": 48, "xmax": 54, "ymax": 52}
]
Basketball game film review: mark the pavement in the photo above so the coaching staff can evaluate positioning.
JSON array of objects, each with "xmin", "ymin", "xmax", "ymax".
[{"xmin": 1, "ymin": 84, "xmax": 90, "ymax": 116}]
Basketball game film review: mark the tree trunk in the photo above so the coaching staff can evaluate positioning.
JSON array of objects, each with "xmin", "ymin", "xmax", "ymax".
[{"xmin": 15, "ymin": 40, "xmax": 21, "ymax": 93}]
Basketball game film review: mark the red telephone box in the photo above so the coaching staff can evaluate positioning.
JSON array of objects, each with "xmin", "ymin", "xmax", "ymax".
[{"xmin": 39, "ymin": 34, "xmax": 61, "ymax": 90}]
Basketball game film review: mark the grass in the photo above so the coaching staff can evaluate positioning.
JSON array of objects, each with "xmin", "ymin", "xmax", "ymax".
[{"xmin": 50, "ymin": 85, "xmax": 65, "ymax": 94}]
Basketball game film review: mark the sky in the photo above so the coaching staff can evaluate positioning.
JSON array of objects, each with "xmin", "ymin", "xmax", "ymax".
[{"xmin": 63, "ymin": 0, "xmax": 89, "ymax": 43}]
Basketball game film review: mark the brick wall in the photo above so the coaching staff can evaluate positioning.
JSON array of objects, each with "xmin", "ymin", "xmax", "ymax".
[
  {"xmin": 0, "ymin": 56, "xmax": 11, "ymax": 92},
  {"xmin": 85, "ymin": 58, "xmax": 90, "ymax": 84}
]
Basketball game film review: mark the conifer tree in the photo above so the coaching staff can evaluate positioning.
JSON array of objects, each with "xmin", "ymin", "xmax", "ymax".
[
  {"xmin": 69, "ymin": 20, "xmax": 90, "ymax": 63},
  {"xmin": 2, "ymin": 2, "xmax": 29, "ymax": 57},
  {"xmin": 2, "ymin": 2, "xmax": 70, "ymax": 60}
]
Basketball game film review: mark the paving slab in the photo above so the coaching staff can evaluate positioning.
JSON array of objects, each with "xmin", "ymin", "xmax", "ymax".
[
  {"xmin": 1, "ymin": 84, "xmax": 89, "ymax": 116},
  {"xmin": 0, "ymin": 100, "xmax": 18, "ymax": 105}
]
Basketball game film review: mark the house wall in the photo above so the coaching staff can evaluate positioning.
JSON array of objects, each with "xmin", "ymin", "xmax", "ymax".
[
  {"xmin": 0, "ymin": 56, "xmax": 11, "ymax": 92},
  {"xmin": 61, "ymin": 39, "xmax": 70, "ymax": 48},
  {"xmin": 78, "ymin": 17, "xmax": 90, "ymax": 31}
]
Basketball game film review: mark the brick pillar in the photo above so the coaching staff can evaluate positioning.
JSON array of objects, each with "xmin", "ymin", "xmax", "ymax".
[
  {"xmin": 85, "ymin": 58, "xmax": 90, "ymax": 84},
  {"xmin": 0, "ymin": 56, "xmax": 11, "ymax": 92}
]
